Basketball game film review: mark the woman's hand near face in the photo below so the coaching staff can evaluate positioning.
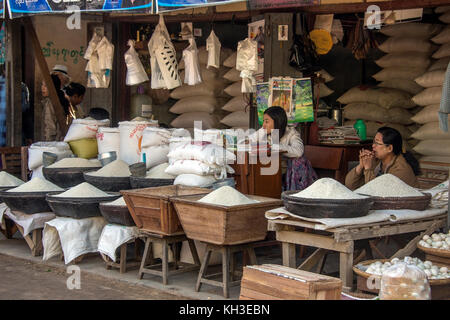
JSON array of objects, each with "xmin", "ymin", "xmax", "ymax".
[{"xmin": 361, "ymin": 150, "xmax": 375, "ymax": 170}]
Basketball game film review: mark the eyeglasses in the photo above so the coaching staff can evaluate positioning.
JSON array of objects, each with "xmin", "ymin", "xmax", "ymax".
[{"xmin": 372, "ymin": 140, "xmax": 388, "ymax": 146}]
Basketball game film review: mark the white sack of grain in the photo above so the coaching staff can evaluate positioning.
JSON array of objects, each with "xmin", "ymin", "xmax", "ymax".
[
  {"xmin": 344, "ymin": 120, "xmax": 411, "ymax": 139},
  {"xmin": 220, "ymin": 110, "xmax": 250, "ymax": 128},
  {"xmin": 168, "ymin": 143, "xmax": 235, "ymax": 166},
  {"xmin": 222, "ymin": 95, "xmax": 248, "ymax": 112},
  {"xmin": 432, "ymin": 42, "xmax": 450, "ymax": 59},
  {"xmin": 411, "ymin": 104, "xmax": 448, "ymax": 124},
  {"xmin": 411, "ymin": 121, "xmax": 450, "ymax": 140},
  {"xmin": 180, "ymin": 65, "xmax": 218, "ymax": 83},
  {"xmin": 223, "ymin": 68, "xmax": 241, "ymax": 82},
  {"xmin": 436, "ymin": 6, "xmax": 450, "ymax": 14},
  {"xmin": 414, "ymin": 70, "xmax": 446, "ymax": 88},
  {"xmin": 118, "ymin": 121, "xmax": 150, "ymax": 165},
  {"xmin": 378, "ymin": 37, "xmax": 437, "ymax": 54},
  {"xmin": 412, "ymin": 87, "xmax": 443, "ymax": 106},
  {"xmin": 28, "ymin": 141, "xmax": 73, "ymax": 171},
  {"xmin": 380, "ymin": 23, "xmax": 442, "ymax": 38},
  {"xmin": 224, "ymin": 81, "xmax": 243, "ymax": 97},
  {"xmin": 169, "ymin": 96, "xmax": 222, "ymax": 114},
  {"xmin": 373, "ymin": 67, "xmax": 427, "ymax": 82},
  {"xmin": 96, "ymin": 127, "xmax": 120, "ymax": 155},
  {"xmin": 319, "ymin": 69, "xmax": 334, "ymax": 83},
  {"xmin": 343, "ymin": 103, "xmax": 389, "ymax": 122},
  {"xmin": 431, "ymin": 26, "xmax": 450, "ymax": 44},
  {"xmin": 170, "ymin": 79, "xmax": 228, "ymax": 99},
  {"xmin": 337, "ymin": 87, "xmax": 415, "ymax": 109},
  {"xmin": 375, "ymin": 52, "xmax": 431, "ymax": 68},
  {"xmin": 223, "ymin": 51, "xmax": 237, "ymax": 68},
  {"xmin": 174, "ymin": 173, "xmax": 216, "ymax": 187},
  {"xmin": 428, "ymin": 57, "xmax": 450, "ymax": 71},
  {"xmin": 63, "ymin": 119, "xmax": 110, "ymax": 142},
  {"xmin": 141, "ymin": 127, "xmax": 171, "ymax": 147},
  {"xmin": 413, "ymin": 139, "xmax": 450, "ymax": 156},
  {"xmin": 420, "ymin": 155, "xmax": 450, "ymax": 164},
  {"xmin": 439, "ymin": 11, "xmax": 450, "ymax": 23},
  {"xmin": 142, "ymin": 144, "xmax": 170, "ymax": 169},
  {"xmin": 170, "ymin": 112, "xmax": 220, "ymax": 129},
  {"xmin": 388, "ymin": 108, "xmax": 414, "ymax": 125},
  {"xmin": 197, "ymin": 46, "xmax": 234, "ymax": 66},
  {"xmin": 315, "ymin": 82, "xmax": 334, "ymax": 98},
  {"xmin": 165, "ymin": 159, "xmax": 220, "ymax": 176},
  {"xmin": 378, "ymin": 79, "xmax": 423, "ymax": 95}
]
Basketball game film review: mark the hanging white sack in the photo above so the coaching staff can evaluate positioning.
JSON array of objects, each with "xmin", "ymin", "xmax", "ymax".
[
  {"xmin": 118, "ymin": 121, "xmax": 150, "ymax": 165},
  {"xmin": 236, "ymin": 38, "xmax": 258, "ymax": 93},
  {"xmin": 64, "ymin": 119, "xmax": 110, "ymax": 142},
  {"xmin": 84, "ymin": 33, "xmax": 102, "ymax": 60},
  {"xmin": 182, "ymin": 37, "xmax": 202, "ymax": 86},
  {"xmin": 96, "ymin": 127, "xmax": 120, "ymax": 155},
  {"xmin": 148, "ymin": 15, "xmax": 182, "ymax": 90},
  {"xmin": 28, "ymin": 142, "xmax": 73, "ymax": 171},
  {"xmin": 125, "ymin": 40, "xmax": 149, "ymax": 86},
  {"xmin": 206, "ymin": 30, "xmax": 221, "ymax": 69}
]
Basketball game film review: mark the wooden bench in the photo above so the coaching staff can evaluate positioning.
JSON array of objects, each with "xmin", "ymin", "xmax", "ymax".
[{"xmin": 0, "ymin": 146, "xmax": 29, "ymax": 182}]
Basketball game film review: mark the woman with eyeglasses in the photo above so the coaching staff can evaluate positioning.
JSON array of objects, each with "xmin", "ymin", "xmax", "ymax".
[{"xmin": 345, "ymin": 126, "xmax": 420, "ymax": 190}]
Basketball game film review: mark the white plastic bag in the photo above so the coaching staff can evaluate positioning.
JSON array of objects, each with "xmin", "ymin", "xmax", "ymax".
[
  {"xmin": 148, "ymin": 15, "xmax": 182, "ymax": 90},
  {"xmin": 236, "ymin": 38, "xmax": 258, "ymax": 93},
  {"xmin": 167, "ymin": 143, "xmax": 235, "ymax": 166},
  {"xmin": 142, "ymin": 145, "xmax": 170, "ymax": 169},
  {"xmin": 96, "ymin": 127, "xmax": 120, "ymax": 155},
  {"xmin": 118, "ymin": 121, "xmax": 150, "ymax": 165},
  {"xmin": 97, "ymin": 36, "xmax": 114, "ymax": 71},
  {"xmin": 141, "ymin": 127, "xmax": 171, "ymax": 147},
  {"xmin": 125, "ymin": 40, "xmax": 149, "ymax": 86},
  {"xmin": 64, "ymin": 119, "xmax": 110, "ymax": 142},
  {"xmin": 28, "ymin": 141, "xmax": 73, "ymax": 170},
  {"xmin": 206, "ymin": 30, "xmax": 221, "ymax": 69},
  {"xmin": 84, "ymin": 33, "xmax": 102, "ymax": 60},
  {"xmin": 183, "ymin": 37, "xmax": 202, "ymax": 86},
  {"xmin": 85, "ymin": 34, "xmax": 114, "ymax": 89}
]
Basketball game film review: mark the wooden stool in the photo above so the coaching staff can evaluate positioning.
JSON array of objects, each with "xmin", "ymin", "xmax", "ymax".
[
  {"xmin": 138, "ymin": 231, "xmax": 200, "ymax": 285},
  {"xmin": 2, "ymin": 216, "xmax": 43, "ymax": 256},
  {"xmin": 196, "ymin": 242, "xmax": 258, "ymax": 299},
  {"xmin": 101, "ymin": 239, "xmax": 142, "ymax": 274}
]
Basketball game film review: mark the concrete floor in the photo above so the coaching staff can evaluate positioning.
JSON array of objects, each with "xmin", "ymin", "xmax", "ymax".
[{"xmin": 0, "ymin": 229, "xmax": 409, "ymax": 300}]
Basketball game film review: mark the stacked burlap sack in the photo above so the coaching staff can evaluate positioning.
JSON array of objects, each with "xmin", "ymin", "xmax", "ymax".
[
  {"xmin": 28, "ymin": 142, "xmax": 73, "ymax": 179},
  {"xmin": 219, "ymin": 51, "xmax": 251, "ymax": 130},
  {"xmin": 410, "ymin": 8, "xmax": 450, "ymax": 163},
  {"xmin": 342, "ymin": 22, "xmax": 442, "ymax": 151},
  {"xmin": 166, "ymin": 128, "xmax": 235, "ymax": 188},
  {"xmin": 171, "ymin": 46, "xmax": 233, "ymax": 133},
  {"xmin": 316, "ymin": 69, "xmax": 335, "ymax": 99}
]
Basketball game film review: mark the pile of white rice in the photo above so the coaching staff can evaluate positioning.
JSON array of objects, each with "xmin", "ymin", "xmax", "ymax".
[
  {"xmin": 0, "ymin": 171, "xmax": 24, "ymax": 187},
  {"xmin": 87, "ymin": 160, "xmax": 131, "ymax": 177},
  {"xmin": 54, "ymin": 182, "xmax": 110, "ymax": 198},
  {"xmin": 198, "ymin": 186, "xmax": 258, "ymax": 206},
  {"xmin": 355, "ymin": 174, "xmax": 423, "ymax": 198},
  {"xmin": 103, "ymin": 196, "xmax": 127, "ymax": 207},
  {"xmin": 146, "ymin": 163, "xmax": 175, "ymax": 179},
  {"xmin": 7, "ymin": 177, "xmax": 63, "ymax": 193},
  {"xmin": 48, "ymin": 158, "xmax": 101, "ymax": 168},
  {"xmin": 292, "ymin": 178, "xmax": 368, "ymax": 200}
]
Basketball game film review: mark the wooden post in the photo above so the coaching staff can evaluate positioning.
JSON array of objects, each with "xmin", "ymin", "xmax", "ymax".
[
  {"xmin": 22, "ymin": 17, "xmax": 68, "ymax": 134},
  {"xmin": 5, "ymin": 18, "xmax": 22, "ymax": 147}
]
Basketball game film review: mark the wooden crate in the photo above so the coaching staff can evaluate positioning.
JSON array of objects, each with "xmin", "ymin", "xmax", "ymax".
[
  {"xmin": 121, "ymin": 185, "xmax": 211, "ymax": 235},
  {"xmin": 239, "ymin": 264, "xmax": 342, "ymax": 300},
  {"xmin": 171, "ymin": 194, "xmax": 283, "ymax": 245}
]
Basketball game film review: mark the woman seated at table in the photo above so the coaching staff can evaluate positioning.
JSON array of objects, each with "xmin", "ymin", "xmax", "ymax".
[
  {"xmin": 251, "ymin": 106, "xmax": 317, "ymax": 191},
  {"xmin": 345, "ymin": 126, "xmax": 420, "ymax": 190}
]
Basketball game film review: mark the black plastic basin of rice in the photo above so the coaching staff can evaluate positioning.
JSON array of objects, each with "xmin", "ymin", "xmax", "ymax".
[
  {"xmin": 43, "ymin": 166, "xmax": 101, "ymax": 189},
  {"xmin": 129, "ymin": 176, "xmax": 174, "ymax": 189},
  {"xmin": 46, "ymin": 193, "xmax": 121, "ymax": 219},
  {"xmin": 99, "ymin": 203, "xmax": 135, "ymax": 226},
  {"xmin": 281, "ymin": 190, "xmax": 374, "ymax": 219},
  {"xmin": 83, "ymin": 173, "xmax": 132, "ymax": 192},
  {"xmin": 0, "ymin": 190, "xmax": 63, "ymax": 214}
]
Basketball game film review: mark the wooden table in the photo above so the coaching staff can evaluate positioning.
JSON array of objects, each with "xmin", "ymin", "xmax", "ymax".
[
  {"xmin": 268, "ymin": 213, "xmax": 447, "ymax": 290},
  {"xmin": 1, "ymin": 215, "xmax": 43, "ymax": 256}
]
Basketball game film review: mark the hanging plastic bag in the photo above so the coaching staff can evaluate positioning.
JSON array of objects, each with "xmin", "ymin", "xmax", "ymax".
[
  {"xmin": 84, "ymin": 33, "xmax": 114, "ymax": 88},
  {"xmin": 236, "ymin": 38, "xmax": 258, "ymax": 93},
  {"xmin": 148, "ymin": 15, "xmax": 182, "ymax": 90},
  {"xmin": 206, "ymin": 30, "xmax": 221, "ymax": 69},
  {"xmin": 183, "ymin": 37, "xmax": 202, "ymax": 86},
  {"xmin": 125, "ymin": 39, "xmax": 149, "ymax": 86},
  {"xmin": 84, "ymin": 33, "xmax": 102, "ymax": 60},
  {"xmin": 97, "ymin": 36, "xmax": 114, "ymax": 70}
]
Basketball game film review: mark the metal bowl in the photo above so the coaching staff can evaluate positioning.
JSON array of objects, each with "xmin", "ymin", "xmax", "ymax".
[{"xmin": 46, "ymin": 192, "xmax": 121, "ymax": 219}]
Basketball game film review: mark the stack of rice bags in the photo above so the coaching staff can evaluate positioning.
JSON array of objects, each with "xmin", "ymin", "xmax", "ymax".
[
  {"xmin": 170, "ymin": 46, "xmax": 233, "ymax": 134},
  {"xmin": 166, "ymin": 128, "xmax": 235, "ymax": 188},
  {"xmin": 411, "ymin": 8, "xmax": 450, "ymax": 163},
  {"xmin": 341, "ymin": 23, "xmax": 440, "ymax": 150},
  {"xmin": 316, "ymin": 69, "xmax": 335, "ymax": 99},
  {"xmin": 219, "ymin": 51, "xmax": 251, "ymax": 130}
]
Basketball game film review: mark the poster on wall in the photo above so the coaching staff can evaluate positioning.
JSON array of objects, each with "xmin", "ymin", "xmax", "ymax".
[
  {"xmin": 7, "ymin": 0, "xmax": 153, "ymax": 18},
  {"xmin": 156, "ymin": 0, "xmax": 244, "ymax": 13},
  {"xmin": 0, "ymin": 0, "xmax": 4, "ymax": 19}
]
